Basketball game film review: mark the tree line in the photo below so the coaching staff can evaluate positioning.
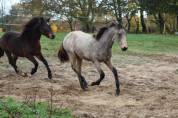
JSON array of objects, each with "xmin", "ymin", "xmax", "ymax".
[{"xmin": 1, "ymin": 0, "xmax": 178, "ymax": 34}]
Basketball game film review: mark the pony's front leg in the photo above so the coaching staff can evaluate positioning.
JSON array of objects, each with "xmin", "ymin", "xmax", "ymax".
[
  {"xmin": 36, "ymin": 54, "xmax": 52, "ymax": 79},
  {"xmin": 26, "ymin": 56, "xmax": 38, "ymax": 75},
  {"xmin": 105, "ymin": 60, "xmax": 120, "ymax": 96},
  {"xmin": 91, "ymin": 61, "xmax": 105, "ymax": 86}
]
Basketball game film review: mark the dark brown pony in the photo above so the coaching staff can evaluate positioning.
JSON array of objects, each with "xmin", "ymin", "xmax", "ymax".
[{"xmin": 0, "ymin": 17, "xmax": 55, "ymax": 79}]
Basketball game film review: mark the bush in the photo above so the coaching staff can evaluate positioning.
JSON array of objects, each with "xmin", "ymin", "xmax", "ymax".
[{"xmin": 0, "ymin": 98, "xmax": 72, "ymax": 118}]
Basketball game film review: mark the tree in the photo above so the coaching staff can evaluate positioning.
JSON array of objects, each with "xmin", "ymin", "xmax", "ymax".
[
  {"xmin": 107, "ymin": 0, "xmax": 127, "ymax": 24},
  {"xmin": 142, "ymin": 0, "xmax": 178, "ymax": 34},
  {"xmin": 168, "ymin": 0, "xmax": 178, "ymax": 31},
  {"xmin": 124, "ymin": 0, "xmax": 138, "ymax": 32},
  {"xmin": 45, "ymin": 0, "xmax": 106, "ymax": 32},
  {"xmin": 0, "ymin": 0, "xmax": 5, "ymax": 27},
  {"xmin": 135, "ymin": 0, "xmax": 147, "ymax": 33},
  {"xmin": 10, "ymin": 3, "xmax": 30, "ymax": 17},
  {"xmin": 44, "ymin": 0, "xmax": 77, "ymax": 31},
  {"xmin": 74, "ymin": 0, "xmax": 96, "ymax": 32},
  {"xmin": 20, "ymin": 0, "xmax": 46, "ymax": 16}
]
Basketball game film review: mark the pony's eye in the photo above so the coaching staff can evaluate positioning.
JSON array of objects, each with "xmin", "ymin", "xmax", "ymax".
[{"xmin": 118, "ymin": 33, "xmax": 122, "ymax": 37}]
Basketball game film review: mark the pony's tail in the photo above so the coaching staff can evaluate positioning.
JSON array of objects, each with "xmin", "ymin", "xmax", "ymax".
[
  {"xmin": 0, "ymin": 47, "xmax": 4, "ymax": 58},
  {"xmin": 58, "ymin": 43, "xmax": 69, "ymax": 63}
]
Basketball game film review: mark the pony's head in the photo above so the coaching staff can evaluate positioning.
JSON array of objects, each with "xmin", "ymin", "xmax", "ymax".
[
  {"xmin": 22, "ymin": 17, "xmax": 55, "ymax": 39},
  {"xmin": 39, "ymin": 17, "xmax": 55, "ymax": 39},
  {"xmin": 110, "ymin": 23, "xmax": 128, "ymax": 51}
]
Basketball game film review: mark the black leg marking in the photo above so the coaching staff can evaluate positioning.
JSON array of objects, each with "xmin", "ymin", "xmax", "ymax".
[
  {"xmin": 77, "ymin": 74, "xmax": 88, "ymax": 90},
  {"xmin": 72, "ymin": 66, "xmax": 88, "ymax": 90},
  {"xmin": 91, "ymin": 70, "xmax": 105, "ymax": 86},
  {"xmin": 112, "ymin": 67, "xmax": 120, "ymax": 96},
  {"xmin": 37, "ymin": 54, "xmax": 52, "ymax": 79},
  {"xmin": 27, "ymin": 56, "xmax": 38, "ymax": 75}
]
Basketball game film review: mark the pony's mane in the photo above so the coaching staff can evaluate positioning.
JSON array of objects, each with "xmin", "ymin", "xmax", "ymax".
[
  {"xmin": 95, "ymin": 27, "xmax": 108, "ymax": 40},
  {"xmin": 95, "ymin": 23, "xmax": 121, "ymax": 40},
  {"xmin": 21, "ymin": 17, "xmax": 43, "ymax": 37}
]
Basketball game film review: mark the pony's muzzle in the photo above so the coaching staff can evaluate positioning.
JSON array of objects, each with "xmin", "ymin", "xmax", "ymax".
[
  {"xmin": 49, "ymin": 33, "xmax": 55, "ymax": 39},
  {"xmin": 122, "ymin": 47, "xmax": 128, "ymax": 51},
  {"xmin": 51, "ymin": 34, "xmax": 55, "ymax": 39}
]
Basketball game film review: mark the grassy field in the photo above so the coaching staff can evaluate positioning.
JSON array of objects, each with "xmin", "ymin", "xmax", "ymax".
[
  {"xmin": 0, "ymin": 32, "xmax": 178, "ymax": 56},
  {"xmin": 0, "ymin": 32, "xmax": 178, "ymax": 117},
  {"xmin": 40, "ymin": 33, "xmax": 178, "ymax": 56}
]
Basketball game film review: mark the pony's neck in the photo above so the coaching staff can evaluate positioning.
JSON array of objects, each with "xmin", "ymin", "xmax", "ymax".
[
  {"xmin": 98, "ymin": 28, "xmax": 116, "ymax": 51},
  {"xmin": 21, "ymin": 29, "xmax": 41, "ymax": 41}
]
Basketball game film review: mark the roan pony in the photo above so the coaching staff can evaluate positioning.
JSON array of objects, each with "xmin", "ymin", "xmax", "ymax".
[
  {"xmin": 0, "ymin": 17, "xmax": 55, "ymax": 79},
  {"xmin": 58, "ymin": 23, "xmax": 128, "ymax": 95}
]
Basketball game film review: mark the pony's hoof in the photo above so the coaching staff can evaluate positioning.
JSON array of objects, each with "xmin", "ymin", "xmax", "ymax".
[
  {"xmin": 90, "ymin": 81, "xmax": 100, "ymax": 86},
  {"xmin": 81, "ymin": 84, "xmax": 88, "ymax": 91},
  {"xmin": 82, "ymin": 87, "xmax": 88, "ymax": 91},
  {"xmin": 48, "ymin": 74, "xmax": 52, "ymax": 79},
  {"xmin": 115, "ymin": 89, "xmax": 120, "ymax": 96},
  {"xmin": 18, "ymin": 70, "xmax": 28, "ymax": 77},
  {"xmin": 31, "ymin": 68, "xmax": 37, "ymax": 75},
  {"xmin": 21, "ymin": 72, "xmax": 28, "ymax": 77},
  {"xmin": 83, "ymin": 81, "xmax": 88, "ymax": 88},
  {"xmin": 48, "ymin": 77, "xmax": 52, "ymax": 79},
  {"xmin": 23, "ymin": 73, "xmax": 28, "ymax": 77}
]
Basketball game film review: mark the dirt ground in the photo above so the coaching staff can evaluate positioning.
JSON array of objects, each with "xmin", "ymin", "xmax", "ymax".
[{"xmin": 0, "ymin": 54, "xmax": 178, "ymax": 118}]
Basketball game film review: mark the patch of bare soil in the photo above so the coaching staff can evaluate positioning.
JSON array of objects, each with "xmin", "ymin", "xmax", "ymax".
[{"xmin": 0, "ymin": 54, "xmax": 178, "ymax": 118}]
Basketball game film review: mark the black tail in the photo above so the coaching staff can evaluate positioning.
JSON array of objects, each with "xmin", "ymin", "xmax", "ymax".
[
  {"xmin": 58, "ymin": 44, "xmax": 69, "ymax": 63},
  {"xmin": 0, "ymin": 47, "xmax": 4, "ymax": 57}
]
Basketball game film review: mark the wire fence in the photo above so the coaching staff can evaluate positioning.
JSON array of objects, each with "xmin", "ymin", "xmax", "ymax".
[{"xmin": 0, "ymin": 23, "xmax": 23, "ymax": 32}]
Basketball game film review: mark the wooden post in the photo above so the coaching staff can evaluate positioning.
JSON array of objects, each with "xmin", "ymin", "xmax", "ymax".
[{"xmin": 177, "ymin": 16, "xmax": 178, "ymax": 31}]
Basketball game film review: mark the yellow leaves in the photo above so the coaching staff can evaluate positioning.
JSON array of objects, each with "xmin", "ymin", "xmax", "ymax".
[{"xmin": 50, "ymin": 23, "xmax": 58, "ymax": 33}]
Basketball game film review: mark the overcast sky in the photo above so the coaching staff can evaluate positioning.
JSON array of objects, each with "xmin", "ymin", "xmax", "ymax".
[{"xmin": 5, "ymin": 0, "xmax": 20, "ymax": 14}]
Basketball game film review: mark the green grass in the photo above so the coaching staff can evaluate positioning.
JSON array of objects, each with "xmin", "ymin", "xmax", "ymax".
[
  {"xmin": 1, "ymin": 32, "xmax": 178, "ymax": 56},
  {"xmin": 122, "ymin": 34, "xmax": 178, "ymax": 55},
  {"xmin": 0, "ymin": 97, "xmax": 72, "ymax": 118},
  {"xmin": 41, "ymin": 33, "xmax": 178, "ymax": 56},
  {"xmin": 40, "ymin": 32, "xmax": 68, "ymax": 56}
]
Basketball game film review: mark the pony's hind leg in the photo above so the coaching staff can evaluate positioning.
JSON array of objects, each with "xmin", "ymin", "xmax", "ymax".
[
  {"xmin": 5, "ymin": 51, "xmax": 26, "ymax": 76},
  {"xmin": 5, "ymin": 51, "xmax": 18, "ymax": 72},
  {"xmin": 70, "ymin": 56, "xmax": 88, "ymax": 90},
  {"xmin": 105, "ymin": 60, "xmax": 120, "ymax": 96},
  {"xmin": 76, "ymin": 58, "xmax": 88, "ymax": 89},
  {"xmin": 91, "ymin": 61, "xmax": 105, "ymax": 86},
  {"xmin": 26, "ymin": 56, "xmax": 38, "ymax": 75}
]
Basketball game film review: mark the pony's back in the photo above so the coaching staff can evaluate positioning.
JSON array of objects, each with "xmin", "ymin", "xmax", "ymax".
[{"xmin": 63, "ymin": 31, "xmax": 95, "ymax": 54}]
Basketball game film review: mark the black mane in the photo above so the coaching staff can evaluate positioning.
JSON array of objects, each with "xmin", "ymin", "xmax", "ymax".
[
  {"xmin": 21, "ymin": 17, "xmax": 43, "ymax": 38},
  {"xmin": 95, "ymin": 23, "xmax": 121, "ymax": 40},
  {"xmin": 95, "ymin": 27, "xmax": 108, "ymax": 40}
]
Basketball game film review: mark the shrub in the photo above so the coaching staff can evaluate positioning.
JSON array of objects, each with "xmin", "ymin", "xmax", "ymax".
[{"xmin": 0, "ymin": 97, "xmax": 72, "ymax": 118}]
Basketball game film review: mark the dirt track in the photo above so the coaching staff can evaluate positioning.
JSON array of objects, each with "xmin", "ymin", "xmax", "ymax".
[{"xmin": 0, "ymin": 54, "xmax": 178, "ymax": 118}]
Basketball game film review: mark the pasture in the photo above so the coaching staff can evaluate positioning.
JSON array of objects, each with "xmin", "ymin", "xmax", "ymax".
[{"xmin": 0, "ymin": 33, "xmax": 178, "ymax": 117}]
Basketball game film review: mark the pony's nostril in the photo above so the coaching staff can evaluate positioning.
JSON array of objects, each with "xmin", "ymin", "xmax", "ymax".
[
  {"xmin": 122, "ymin": 47, "xmax": 128, "ymax": 51},
  {"xmin": 52, "ymin": 34, "xmax": 55, "ymax": 39},
  {"xmin": 49, "ymin": 33, "xmax": 55, "ymax": 39}
]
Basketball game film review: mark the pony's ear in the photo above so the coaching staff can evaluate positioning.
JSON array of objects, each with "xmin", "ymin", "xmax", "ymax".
[
  {"xmin": 47, "ymin": 18, "xmax": 50, "ymax": 22},
  {"xmin": 117, "ymin": 23, "xmax": 123, "ymax": 29},
  {"xmin": 109, "ymin": 22, "xmax": 116, "ymax": 27},
  {"xmin": 39, "ymin": 17, "xmax": 44, "ymax": 24}
]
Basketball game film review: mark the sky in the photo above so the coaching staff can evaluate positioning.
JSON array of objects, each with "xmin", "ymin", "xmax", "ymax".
[{"xmin": 4, "ymin": 0, "xmax": 20, "ymax": 14}]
